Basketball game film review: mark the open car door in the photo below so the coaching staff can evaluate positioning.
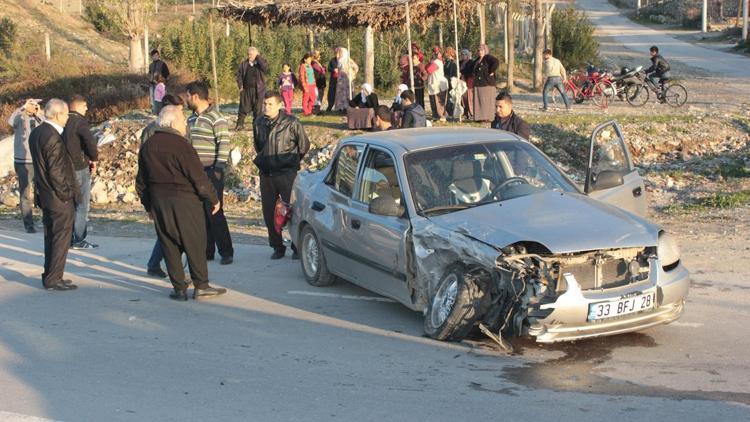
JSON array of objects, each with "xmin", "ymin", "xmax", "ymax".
[{"xmin": 585, "ymin": 121, "xmax": 647, "ymax": 217}]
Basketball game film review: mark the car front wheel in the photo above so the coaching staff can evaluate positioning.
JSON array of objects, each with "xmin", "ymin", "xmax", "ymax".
[
  {"xmin": 300, "ymin": 225, "xmax": 336, "ymax": 287},
  {"xmin": 424, "ymin": 265, "xmax": 483, "ymax": 341}
]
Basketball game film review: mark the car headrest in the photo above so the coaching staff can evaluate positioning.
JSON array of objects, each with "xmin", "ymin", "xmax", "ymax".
[{"xmin": 452, "ymin": 159, "xmax": 479, "ymax": 180}]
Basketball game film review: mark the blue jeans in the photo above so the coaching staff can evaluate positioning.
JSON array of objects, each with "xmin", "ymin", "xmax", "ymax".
[
  {"xmin": 147, "ymin": 239, "xmax": 163, "ymax": 270},
  {"xmin": 72, "ymin": 168, "xmax": 91, "ymax": 244},
  {"xmin": 543, "ymin": 76, "xmax": 570, "ymax": 109}
]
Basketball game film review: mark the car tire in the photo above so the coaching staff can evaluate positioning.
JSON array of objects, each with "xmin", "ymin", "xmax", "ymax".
[
  {"xmin": 423, "ymin": 265, "xmax": 484, "ymax": 341},
  {"xmin": 299, "ymin": 225, "xmax": 336, "ymax": 287}
]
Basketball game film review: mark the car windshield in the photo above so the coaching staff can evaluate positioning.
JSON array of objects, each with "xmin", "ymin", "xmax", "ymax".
[{"xmin": 404, "ymin": 141, "xmax": 578, "ymax": 215}]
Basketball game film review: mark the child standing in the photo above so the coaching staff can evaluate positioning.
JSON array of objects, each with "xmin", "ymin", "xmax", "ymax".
[
  {"xmin": 278, "ymin": 63, "xmax": 296, "ymax": 115},
  {"xmin": 153, "ymin": 74, "xmax": 166, "ymax": 115},
  {"xmin": 298, "ymin": 53, "xmax": 316, "ymax": 116}
]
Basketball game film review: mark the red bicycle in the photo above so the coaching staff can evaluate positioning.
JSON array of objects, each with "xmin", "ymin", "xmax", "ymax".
[{"xmin": 563, "ymin": 67, "xmax": 614, "ymax": 109}]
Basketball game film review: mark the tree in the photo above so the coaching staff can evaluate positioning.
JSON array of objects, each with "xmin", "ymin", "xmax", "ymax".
[
  {"xmin": 533, "ymin": 0, "xmax": 544, "ymax": 91},
  {"xmin": 93, "ymin": 0, "xmax": 153, "ymax": 72},
  {"xmin": 506, "ymin": 0, "xmax": 516, "ymax": 93}
]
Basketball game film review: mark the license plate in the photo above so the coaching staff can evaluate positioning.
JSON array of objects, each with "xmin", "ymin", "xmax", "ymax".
[{"xmin": 587, "ymin": 292, "xmax": 656, "ymax": 321}]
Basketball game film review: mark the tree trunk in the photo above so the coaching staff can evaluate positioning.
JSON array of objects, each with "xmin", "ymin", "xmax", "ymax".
[
  {"xmin": 364, "ymin": 25, "xmax": 375, "ymax": 86},
  {"xmin": 533, "ymin": 0, "xmax": 544, "ymax": 91},
  {"xmin": 128, "ymin": 34, "xmax": 144, "ymax": 72},
  {"xmin": 496, "ymin": 3, "xmax": 505, "ymax": 62},
  {"xmin": 307, "ymin": 28, "xmax": 315, "ymax": 51},
  {"xmin": 506, "ymin": 3, "xmax": 515, "ymax": 93},
  {"xmin": 478, "ymin": 4, "xmax": 486, "ymax": 44}
]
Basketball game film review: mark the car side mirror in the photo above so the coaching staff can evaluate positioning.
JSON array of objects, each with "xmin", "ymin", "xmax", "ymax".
[
  {"xmin": 589, "ymin": 170, "xmax": 624, "ymax": 192},
  {"xmin": 369, "ymin": 196, "xmax": 405, "ymax": 217}
]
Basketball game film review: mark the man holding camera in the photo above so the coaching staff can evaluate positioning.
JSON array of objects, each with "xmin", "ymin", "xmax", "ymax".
[{"xmin": 8, "ymin": 99, "xmax": 43, "ymax": 233}]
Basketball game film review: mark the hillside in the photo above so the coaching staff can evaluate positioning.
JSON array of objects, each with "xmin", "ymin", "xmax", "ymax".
[{"xmin": 0, "ymin": 0, "xmax": 128, "ymax": 69}]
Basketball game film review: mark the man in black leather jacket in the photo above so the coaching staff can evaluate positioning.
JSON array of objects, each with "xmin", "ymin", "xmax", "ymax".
[
  {"xmin": 646, "ymin": 46, "xmax": 671, "ymax": 91},
  {"xmin": 29, "ymin": 99, "xmax": 81, "ymax": 291},
  {"xmin": 253, "ymin": 92, "xmax": 311, "ymax": 260}
]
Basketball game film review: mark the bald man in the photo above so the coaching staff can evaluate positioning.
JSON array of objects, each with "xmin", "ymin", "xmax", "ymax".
[
  {"xmin": 29, "ymin": 99, "xmax": 81, "ymax": 291},
  {"xmin": 136, "ymin": 106, "xmax": 226, "ymax": 301}
]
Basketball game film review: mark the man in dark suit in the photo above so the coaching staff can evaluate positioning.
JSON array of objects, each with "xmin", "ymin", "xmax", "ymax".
[
  {"xmin": 136, "ymin": 106, "xmax": 227, "ymax": 301},
  {"xmin": 29, "ymin": 99, "xmax": 80, "ymax": 291},
  {"xmin": 235, "ymin": 46, "xmax": 268, "ymax": 130}
]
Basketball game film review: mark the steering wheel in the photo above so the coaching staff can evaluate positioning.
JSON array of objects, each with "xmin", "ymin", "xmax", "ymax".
[{"xmin": 489, "ymin": 177, "xmax": 530, "ymax": 200}]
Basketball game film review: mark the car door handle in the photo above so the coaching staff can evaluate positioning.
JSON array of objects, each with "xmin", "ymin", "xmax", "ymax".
[
  {"xmin": 632, "ymin": 187, "xmax": 642, "ymax": 197},
  {"xmin": 311, "ymin": 201, "xmax": 326, "ymax": 212},
  {"xmin": 351, "ymin": 219, "xmax": 361, "ymax": 230}
]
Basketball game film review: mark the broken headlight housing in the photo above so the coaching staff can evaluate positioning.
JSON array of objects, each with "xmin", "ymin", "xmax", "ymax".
[{"xmin": 657, "ymin": 232, "xmax": 680, "ymax": 271}]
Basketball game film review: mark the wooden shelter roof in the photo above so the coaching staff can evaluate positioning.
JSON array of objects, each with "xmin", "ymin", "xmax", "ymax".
[{"xmin": 218, "ymin": 0, "xmax": 491, "ymax": 31}]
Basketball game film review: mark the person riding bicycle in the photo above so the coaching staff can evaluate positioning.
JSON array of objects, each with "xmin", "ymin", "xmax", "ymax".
[{"xmin": 645, "ymin": 46, "xmax": 671, "ymax": 99}]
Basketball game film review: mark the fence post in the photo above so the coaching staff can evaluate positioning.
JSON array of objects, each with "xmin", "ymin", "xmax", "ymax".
[{"xmin": 45, "ymin": 32, "xmax": 51, "ymax": 61}]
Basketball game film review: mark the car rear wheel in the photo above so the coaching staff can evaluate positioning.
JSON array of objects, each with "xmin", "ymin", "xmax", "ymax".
[
  {"xmin": 300, "ymin": 226, "xmax": 336, "ymax": 287},
  {"xmin": 424, "ymin": 265, "xmax": 484, "ymax": 341}
]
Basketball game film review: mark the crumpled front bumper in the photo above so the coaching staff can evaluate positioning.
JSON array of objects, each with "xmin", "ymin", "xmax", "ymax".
[{"xmin": 528, "ymin": 259, "xmax": 689, "ymax": 343}]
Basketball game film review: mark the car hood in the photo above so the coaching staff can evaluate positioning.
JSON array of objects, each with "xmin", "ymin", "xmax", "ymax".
[{"xmin": 425, "ymin": 190, "xmax": 659, "ymax": 253}]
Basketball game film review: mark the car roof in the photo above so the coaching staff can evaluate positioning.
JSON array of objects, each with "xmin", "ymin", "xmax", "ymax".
[{"xmin": 344, "ymin": 127, "xmax": 523, "ymax": 152}]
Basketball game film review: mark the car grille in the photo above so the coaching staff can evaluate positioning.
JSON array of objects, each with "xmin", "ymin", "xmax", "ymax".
[{"xmin": 561, "ymin": 256, "xmax": 647, "ymax": 290}]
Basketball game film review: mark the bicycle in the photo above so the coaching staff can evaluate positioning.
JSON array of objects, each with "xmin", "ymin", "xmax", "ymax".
[
  {"xmin": 563, "ymin": 69, "xmax": 613, "ymax": 109},
  {"xmin": 625, "ymin": 72, "xmax": 688, "ymax": 107}
]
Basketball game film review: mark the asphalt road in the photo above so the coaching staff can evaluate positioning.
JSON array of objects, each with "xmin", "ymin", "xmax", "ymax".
[
  {"xmin": 0, "ymin": 228, "xmax": 748, "ymax": 421},
  {"xmin": 578, "ymin": 0, "xmax": 750, "ymax": 78}
]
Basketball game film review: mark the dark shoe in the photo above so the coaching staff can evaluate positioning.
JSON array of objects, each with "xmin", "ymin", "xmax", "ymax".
[
  {"xmin": 169, "ymin": 289, "xmax": 188, "ymax": 301},
  {"xmin": 147, "ymin": 267, "xmax": 168, "ymax": 278},
  {"xmin": 220, "ymin": 256, "xmax": 233, "ymax": 265},
  {"xmin": 25, "ymin": 226, "xmax": 36, "ymax": 234},
  {"xmin": 234, "ymin": 124, "xmax": 244, "ymax": 131},
  {"xmin": 206, "ymin": 255, "xmax": 215, "ymax": 261},
  {"xmin": 193, "ymin": 286, "xmax": 227, "ymax": 300},
  {"xmin": 270, "ymin": 248, "xmax": 286, "ymax": 260},
  {"xmin": 71, "ymin": 240, "xmax": 99, "ymax": 249},
  {"xmin": 46, "ymin": 282, "xmax": 77, "ymax": 291},
  {"xmin": 291, "ymin": 250, "xmax": 300, "ymax": 260}
]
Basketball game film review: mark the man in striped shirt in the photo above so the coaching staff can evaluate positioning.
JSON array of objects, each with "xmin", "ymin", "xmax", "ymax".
[{"xmin": 185, "ymin": 81, "xmax": 234, "ymax": 265}]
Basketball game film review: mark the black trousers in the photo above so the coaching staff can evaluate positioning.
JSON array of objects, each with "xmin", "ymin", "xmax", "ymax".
[
  {"xmin": 151, "ymin": 194, "xmax": 210, "ymax": 291},
  {"xmin": 326, "ymin": 79, "xmax": 337, "ymax": 111},
  {"xmin": 41, "ymin": 203, "xmax": 74, "ymax": 287},
  {"xmin": 204, "ymin": 167, "xmax": 234, "ymax": 259},
  {"xmin": 415, "ymin": 87, "xmax": 425, "ymax": 109},
  {"xmin": 237, "ymin": 88, "xmax": 261, "ymax": 127},
  {"xmin": 260, "ymin": 172, "xmax": 297, "ymax": 251}
]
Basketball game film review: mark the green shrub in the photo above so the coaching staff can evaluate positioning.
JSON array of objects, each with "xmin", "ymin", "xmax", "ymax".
[
  {"xmin": 84, "ymin": 1, "xmax": 124, "ymax": 39},
  {"xmin": 0, "ymin": 17, "xmax": 16, "ymax": 57},
  {"xmin": 551, "ymin": 9, "xmax": 600, "ymax": 70}
]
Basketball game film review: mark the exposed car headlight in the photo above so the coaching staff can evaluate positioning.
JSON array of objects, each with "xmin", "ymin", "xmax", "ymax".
[{"xmin": 658, "ymin": 232, "xmax": 680, "ymax": 270}]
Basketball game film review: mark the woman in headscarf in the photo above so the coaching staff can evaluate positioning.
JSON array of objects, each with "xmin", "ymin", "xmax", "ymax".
[
  {"xmin": 471, "ymin": 44, "xmax": 499, "ymax": 122},
  {"xmin": 349, "ymin": 83, "xmax": 379, "ymax": 108},
  {"xmin": 426, "ymin": 46, "xmax": 449, "ymax": 121},
  {"xmin": 459, "ymin": 48, "xmax": 475, "ymax": 120},
  {"xmin": 391, "ymin": 84, "xmax": 409, "ymax": 112},
  {"xmin": 334, "ymin": 47, "xmax": 359, "ymax": 112}
]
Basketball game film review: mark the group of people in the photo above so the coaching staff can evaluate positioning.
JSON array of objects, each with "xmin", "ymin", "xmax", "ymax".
[
  {"xmin": 15, "ymin": 74, "xmax": 311, "ymax": 299},
  {"xmin": 8, "ymin": 94, "xmax": 101, "ymax": 291},
  {"xmin": 12, "ymin": 40, "xmax": 670, "ymax": 299}
]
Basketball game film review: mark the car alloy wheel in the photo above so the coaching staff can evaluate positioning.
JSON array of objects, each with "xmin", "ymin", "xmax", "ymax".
[
  {"xmin": 430, "ymin": 273, "xmax": 459, "ymax": 328},
  {"xmin": 302, "ymin": 231, "xmax": 320, "ymax": 278}
]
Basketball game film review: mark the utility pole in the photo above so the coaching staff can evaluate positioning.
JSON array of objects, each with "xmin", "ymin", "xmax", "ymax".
[
  {"xmin": 744, "ymin": 0, "xmax": 749, "ymax": 41},
  {"xmin": 155, "ymin": 0, "xmax": 158, "ymax": 14},
  {"xmin": 478, "ymin": 4, "xmax": 486, "ymax": 44},
  {"xmin": 533, "ymin": 0, "xmax": 544, "ymax": 91},
  {"xmin": 702, "ymin": 0, "xmax": 708, "ymax": 33},
  {"xmin": 45, "ymin": 32, "xmax": 51, "ymax": 62}
]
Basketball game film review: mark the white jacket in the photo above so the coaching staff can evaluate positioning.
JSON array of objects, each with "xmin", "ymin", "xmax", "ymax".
[{"xmin": 426, "ymin": 59, "xmax": 449, "ymax": 95}]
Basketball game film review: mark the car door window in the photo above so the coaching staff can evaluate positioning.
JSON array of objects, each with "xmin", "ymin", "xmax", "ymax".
[
  {"xmin": 358, "ymin": 148, "xmax": 401, "ymax": 206},
  {"xmin": 327, "ymin": 144, "xmax": 365, "ymax": 197},
  {"xmin": 586, "ymin": 122, "xmax": 633, "ymax": 193}
]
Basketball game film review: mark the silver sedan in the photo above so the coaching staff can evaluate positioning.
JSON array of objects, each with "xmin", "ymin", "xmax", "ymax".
[{"xmin": 289, "ymin": 122, "xmax": 689, "ymax": 344}]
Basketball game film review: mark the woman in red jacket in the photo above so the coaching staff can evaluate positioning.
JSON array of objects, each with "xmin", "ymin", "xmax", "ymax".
[{"xmin": 298, "ymin": 53, "xmax": 316, "ymax": 116}]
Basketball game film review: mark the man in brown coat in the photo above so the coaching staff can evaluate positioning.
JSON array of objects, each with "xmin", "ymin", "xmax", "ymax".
[{"xmin": 136, "ymin": 106, "xmax": 226, "ymax": 301}]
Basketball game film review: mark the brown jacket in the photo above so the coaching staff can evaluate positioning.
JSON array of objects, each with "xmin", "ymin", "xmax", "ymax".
[{"xmin": 136, "ymin": 128, "xmax": 218, "ymax": 213}]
